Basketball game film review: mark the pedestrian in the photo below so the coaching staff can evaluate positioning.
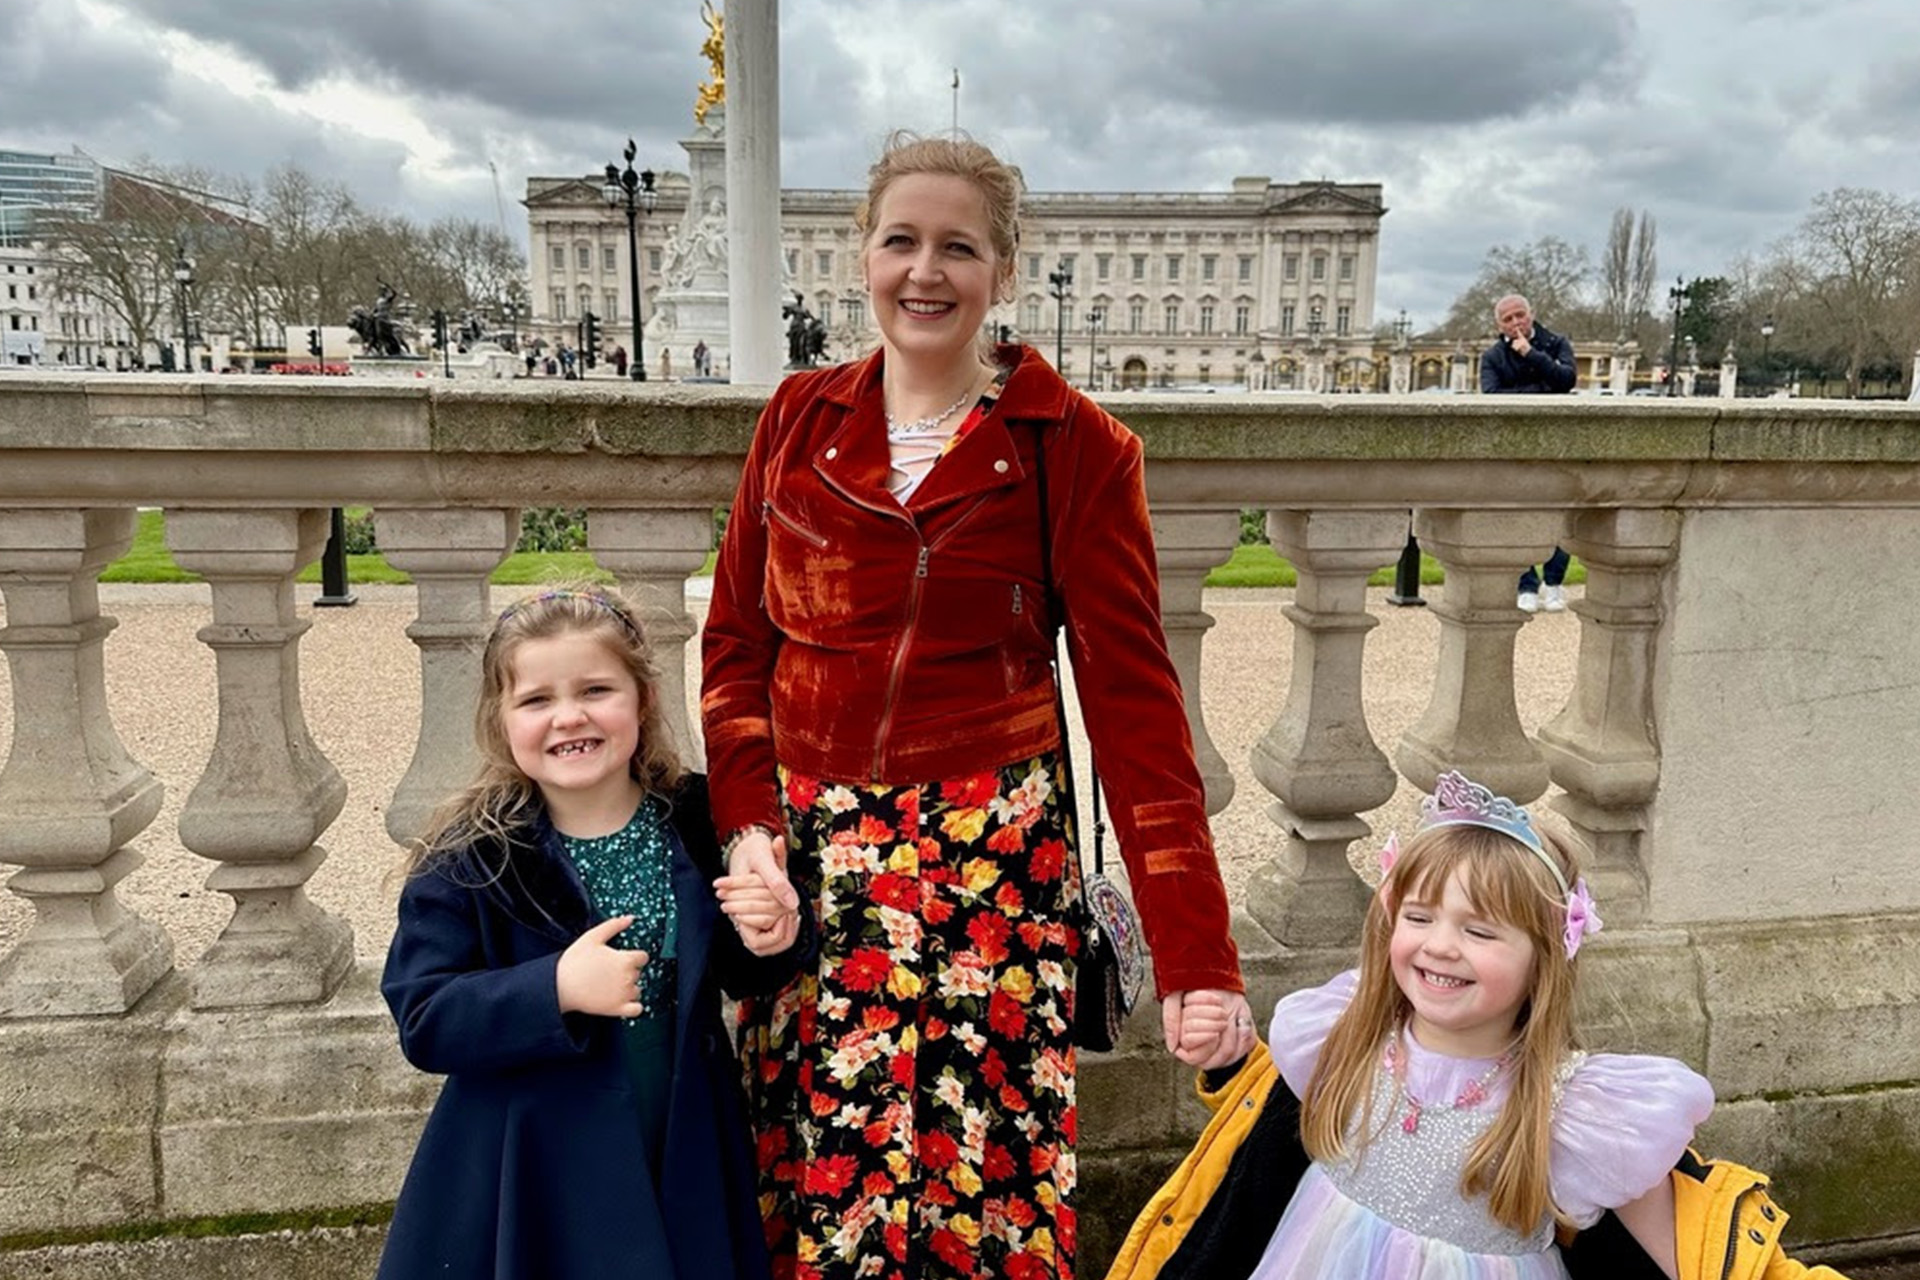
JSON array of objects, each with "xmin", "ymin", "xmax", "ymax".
[
  {"xmin": 377, "ymin": 585, "xmax": 809, "ymax": 1280},
  {"xmin": 1480, "ymin": 294, "xmax": 1577, "ymax": 611},
  {"xmin": 613, "ymin": 344, "xmax": 628, "ymax": 377},
  {"xmin": 524, "ymin": 351, "xmax": 536, "ymax": 377},
  {"xmin": 693, "ymin": 339, "xmax": 710, "ymax": 377},
  {"xmin": 701, "ymin": 130, "xmax": 1252, "ymax": 1280},
  {"xmin": 660, "ymin": 347, "xmax": 672, "ymax": 380}
]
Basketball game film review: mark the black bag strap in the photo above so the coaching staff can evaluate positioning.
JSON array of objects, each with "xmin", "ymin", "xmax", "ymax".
[{"xmin": 1033, "ymin": 425, "xmax": 1108, "ymax": 877}]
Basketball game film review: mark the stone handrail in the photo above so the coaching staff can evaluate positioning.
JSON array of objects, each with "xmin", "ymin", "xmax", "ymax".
[{"xmin": 3, "ymin": 376, "xmax": 1918, "ymax": 1266}]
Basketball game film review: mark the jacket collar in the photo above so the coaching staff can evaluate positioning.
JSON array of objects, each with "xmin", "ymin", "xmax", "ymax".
[{"xmin": 811, "ymin": 343, "xmax": 1071, "ymax": 514}]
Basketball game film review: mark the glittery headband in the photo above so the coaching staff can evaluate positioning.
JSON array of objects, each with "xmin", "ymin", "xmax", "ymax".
[
  {"xmin": 494, "ymin": 589, "xmax": 643, "ymax": 643},
  {"xmin": 1380, "ymin": 770, "xmax": 1603, "ymax": 958}
]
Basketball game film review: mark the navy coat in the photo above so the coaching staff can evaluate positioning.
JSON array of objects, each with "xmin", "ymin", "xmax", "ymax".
[{"xmin": 378, "ymin": 775, "xmax": 807, "ymax": 1280}]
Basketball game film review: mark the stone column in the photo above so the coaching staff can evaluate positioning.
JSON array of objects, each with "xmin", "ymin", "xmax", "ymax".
[
  {"xmin": 1537, "ymin": 509, "xmax": 1679, "ymax": 927},
  {"xmin": 1449, "ymin": 350, "xmax": 1470, "ymax": 393},
  {"xmin": 0, "ymin": 509, "xmax": 171, "ymax": 1016},
  {"xmin": 725, "ymin": 0, "xmax": 783, "ymax": 385},
  {"xmin": 1610, "ymin": 342, "xmax": 1636, "ymax": 395},
  {"xmin": 1247, "ymin": 510, "xmax": 1406, "ymax": 947},
  {"xmin": 1303, "ymin": 351, "xmax": 1327, "ymax": 394},
  {"xmin": 165, "ymin": 509, "xmax": 351, "ymax": 1008},
  {"xmin": 1389, "ymin": 349, "xmax": 1412, "ymax": 394},
  {"xmin": 376, "ymin": 508, "xmax": 520, "ymax": 845},
  {"xmin": 1150, "ymin": 509, "xmax": 1239, "ymax": 815},
  {"xmin": 588, "ymin": 508, "xmax": 713, "ymax": 765},
  {"xmin": 1396, "ymin": 509, "xmax": 1564, "ymax": 804},
  {"xmin": 1720, "ymin": 346, "xmax": 1738, "ymax": 400}
]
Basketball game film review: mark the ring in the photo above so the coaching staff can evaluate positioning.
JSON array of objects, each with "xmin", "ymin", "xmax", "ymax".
[{"xmin": 1234, "ymin": 1015, "xmax": 1253, "ymax": 1030}]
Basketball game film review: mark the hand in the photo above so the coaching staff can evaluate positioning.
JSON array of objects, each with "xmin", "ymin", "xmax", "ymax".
[
  {"xmin": 1162, "ymin": 988, "xmax": 1256, "ymax": 1071},
  {"xmin": 715, "ymin": 868, "xmax": 802, "ymax": 956},
  {"xmin": 1509, "ymin": 331, "xmax": 1532, "ymax": 358},
  {"xmin": 555, "ymin": 916, "xmax": 648, "ymax": 1018},
  {"xmin": 727, "ymin": 828, "xmax": 800, "ymax": 913}
]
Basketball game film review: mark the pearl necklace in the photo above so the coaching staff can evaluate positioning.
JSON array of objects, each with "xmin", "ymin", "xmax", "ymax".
[
  {"xmin": 884, "ymin": 385, "xmax": 978, "ymax": 439},
  {"xmin": 1382, "ymin": 1033, "xmax": 1513, "ymax": 1135}
]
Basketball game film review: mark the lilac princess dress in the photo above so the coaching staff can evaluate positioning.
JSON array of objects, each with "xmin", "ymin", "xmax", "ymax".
[{"xmin": 1251, "ymin": 971, "xmax": 1714, "ymax": 1280}]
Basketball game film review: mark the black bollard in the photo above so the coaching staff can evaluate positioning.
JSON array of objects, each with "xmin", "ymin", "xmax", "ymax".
[
  {"xmin": 1386, "ymin": 533, "xmax": 1426, "ymax": 607},
  {"xmin": 315, "ymin": 507, "xmax": 358, "ymax": 608}
]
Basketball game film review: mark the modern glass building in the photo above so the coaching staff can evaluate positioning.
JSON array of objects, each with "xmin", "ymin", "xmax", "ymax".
[{"xmin": 0, "ymin": 149, "xmax": 104, "ymax": 246}]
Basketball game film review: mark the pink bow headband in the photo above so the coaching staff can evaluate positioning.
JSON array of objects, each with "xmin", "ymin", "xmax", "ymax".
[{"xmin": 1378, "ymin": 771, "xmax": 1603, "ymax": 958}]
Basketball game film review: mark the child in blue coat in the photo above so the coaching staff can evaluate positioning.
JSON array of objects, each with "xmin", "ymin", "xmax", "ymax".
[{"xmin": 379, "ymin": 587, "xmax": 809, "ymax": 1280}]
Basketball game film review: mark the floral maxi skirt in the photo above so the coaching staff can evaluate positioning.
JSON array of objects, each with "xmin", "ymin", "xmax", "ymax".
[{"xmin": 739, "ymin": 754, "xmax": 1084, "ymax": 1280}]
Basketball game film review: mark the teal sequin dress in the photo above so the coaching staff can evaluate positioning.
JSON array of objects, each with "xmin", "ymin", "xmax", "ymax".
[{"xmin": 558, "ymin": 797, "xmax": 679, "ymax": 1173}]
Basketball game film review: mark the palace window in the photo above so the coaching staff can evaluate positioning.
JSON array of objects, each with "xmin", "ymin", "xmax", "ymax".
[
  {"xmin": 1166, "ymin": 255, "xmax": 1181, "ymax": 282},
  {"xmin": 1336, "ymin": 304, "xmax": 1352, "ymax": 335},
  {"xmin": 551, "ymin": 246, "xmax": 565, "ymax": 270},
  {"xmin": 1199, "ymin": 303, "xmax": 1215, "ymax": 334},
  {"xmin": 817, "ymin": 250, "xmax": 832, "ymax": 277},
  {"xmin": 551, "ymin": 289, "xmax": 567, "ymax": 319},
  {"xmin": 1234, "ymin": 303, "xmax": 1250, "ymax": 334},
  {"xmin": 1340, "ymin": 255, "xmax": 1356, "ymax": 281},
  {"xmin": 577, "ymin": 245, "xmax": 592, "ymax": 271},
  {"xmin": 1238, "ymin": 255, "xmax": 1254, "ymax": 282},
  {"xmin": 1201, "ymin": 255, "xmax": 1217, "ymax": 282},
  {"xmin": 1311, "ymin": 255, "xmax": 1326, "ymax": 281},
  {"xmin": 1096, "ymin": 253, "xmax": 1111, "ymax": 281},
  {"xmin": 1131, "ymin": 254, "xmax": 1146, "ymax": 281},
  {"xmin": 1128, "ymin": 301, "xmax": 1144, "ymax": 333},
  {"xmin": 604, "ymin": 246, "xmax": 617, "ymax": 272},
  {"xmin": 1163, "ymin": 302, "xmax": 1180, "ymax": 333},
  {"xmin": 1284, "ymin": 254, "xmax": 1299, "ymax": 281},
  {"xmin": 1281, "ymin": 304, "xmax": 1295, "ymax": 335}
]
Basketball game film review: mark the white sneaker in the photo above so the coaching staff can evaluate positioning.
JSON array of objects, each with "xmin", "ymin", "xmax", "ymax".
[
  {"xmin": 1517, "ymin": 591, "xmax": 1541, "ymax": 613},
  {"xmin": 1542, "ymin": 585, "xmax": 1567, "ymax": 612}
]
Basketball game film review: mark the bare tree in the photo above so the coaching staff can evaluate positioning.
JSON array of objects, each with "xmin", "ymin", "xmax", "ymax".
[
  {"xmin": 1778, "ymin": 187, "xmax": 1920, "ymax": 396},
  {"xmin": 1440, "ymin": 236, "xmax": 1593, "ymax": 337},
  {"xmin": 1601, "ymin": 207, "xmax": 1659, "ymax": 342}
]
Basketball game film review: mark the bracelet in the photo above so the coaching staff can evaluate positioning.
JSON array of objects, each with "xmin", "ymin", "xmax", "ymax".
[{"xmin": 721, "ymin": 824, "xmax": 779, "ymax": 862}]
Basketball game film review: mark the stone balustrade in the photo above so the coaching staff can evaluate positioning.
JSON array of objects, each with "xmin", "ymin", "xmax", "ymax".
[{"xmin": 3, "ymin": 376, "xmax": 1919, "ymax": 1271}]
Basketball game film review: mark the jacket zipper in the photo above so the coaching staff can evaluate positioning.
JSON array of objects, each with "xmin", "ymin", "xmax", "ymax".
[
  {"xmin": 1720, "ymin": 1182, "xmax": 1763, "ymax": 1280},
  {"xmin": 762, "ymin": 499, "xmax": 829, "ymax": 548},
  {"xmin": 869, "ymin": 490, "xmax": 1000, "ymax": 780}
]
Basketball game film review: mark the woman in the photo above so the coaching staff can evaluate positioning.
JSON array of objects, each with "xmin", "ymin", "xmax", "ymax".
[{"xmin": 702, "ymin": 132, "xmax": 1253, "ymax": 1280}]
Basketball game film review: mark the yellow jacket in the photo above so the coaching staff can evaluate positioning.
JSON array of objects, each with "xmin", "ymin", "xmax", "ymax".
[{"xmin": 1104, "ymin": 1049, "xmax": 1854, "ymax": 1280}]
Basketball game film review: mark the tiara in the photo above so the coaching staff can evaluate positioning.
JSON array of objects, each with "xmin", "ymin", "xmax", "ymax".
[
  {"xmin": 494, "ymin": 589, "xmax": 643, "ymax": 642},
  {"xmin": 1385, "ymin": 770, "xmax": 1603, "ymax": 957}
]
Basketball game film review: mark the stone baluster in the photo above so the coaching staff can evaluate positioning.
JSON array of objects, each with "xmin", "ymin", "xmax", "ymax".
[
  {"xmin": 1537, "ymin": 509, "xmax": 1679, "ymax": 927},
  {"xmin": 164, "ymin": 509, "xmax": 351, "ymax": 1008},
  {"xmin": 1396, "ymin": 509, "xmax": 1564, "ymax": 804},
  {"xmin": 1246, "ymin": 510, "xmax": 1407, "ymax": 948},
  {"xmin": 0, "ymin": 509, "xmax": 171, "ymax": 1015},
  {"xmin": 376, "ymin": 508, "xmax": 520, "ymax": 845},
  {"xmin": 588, "ymin": 509, "xmax": 714, "ymax": 765},
  {"xmin": 1150, "ymin": 508, "xmax": 1241, "ymax": 814}
]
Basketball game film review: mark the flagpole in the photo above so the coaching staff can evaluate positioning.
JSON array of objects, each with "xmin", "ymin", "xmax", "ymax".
[{"xmin": 951, "ymin": 68, "xmax": 960, "ymax": 135}]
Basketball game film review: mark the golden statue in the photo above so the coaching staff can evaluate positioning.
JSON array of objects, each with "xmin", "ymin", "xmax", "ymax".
[{"xmin": 694, "ymin": 1, "xmax": 725, "ymax": 125}]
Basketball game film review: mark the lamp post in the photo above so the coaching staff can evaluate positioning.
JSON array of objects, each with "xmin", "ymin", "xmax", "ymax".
[
  {"xmin": 1086, "ymin": 306, "xmax": 1103, "ymax": 390},
  {"xmin": 1760, "ymin": 313, "xmax": 1775, "ymax": 396},
  {"xmin": 505, "ymin": 298, "xmax": 521, "ymax": 353},
  {"xmin": 1666, "ymin": 276, "xmax": 1690, "ymax": 397},
  {"xmin": 172, "ymin": 247, "xmax": 194, "ymax": 372},
  {"xmin": 603, "ymin": 140, "xmax": 657, "ymax": 382},
  {"xmin": 1048, "ymin": 261, "xmax": 1073, "ymax": 373}
]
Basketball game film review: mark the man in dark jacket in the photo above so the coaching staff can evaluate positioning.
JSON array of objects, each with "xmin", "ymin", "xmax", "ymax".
[{"xmin": 1481, "ymin": 293, "xmax": 1577, "ymax": 609}]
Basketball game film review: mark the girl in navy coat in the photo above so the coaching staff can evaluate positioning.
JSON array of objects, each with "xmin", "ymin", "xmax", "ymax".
[{"xmin": 379, "ymin": 586, "xmax": 809, "ymax": 1280}]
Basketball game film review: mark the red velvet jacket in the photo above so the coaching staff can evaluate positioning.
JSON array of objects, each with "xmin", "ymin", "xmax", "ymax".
[{"xmin": 701, "ymin": 344, "xmax": 1241, "ymax": 997}]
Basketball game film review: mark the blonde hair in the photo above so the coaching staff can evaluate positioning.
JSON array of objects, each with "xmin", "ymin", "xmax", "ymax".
[
  {"xmin": 855, "ymin": 130, "xmax": 1023, "ymax": 305},
  {"xmin": 1300, "ymin": 821, "xmax": 1584, "ymax": 1234},
  {"xmin": 404, "ymin": 584, "xmax": 683, "ymax": 876}
]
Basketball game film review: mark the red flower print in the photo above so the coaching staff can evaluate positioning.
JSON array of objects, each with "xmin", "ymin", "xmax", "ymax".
[
  {"xmin": 986, "ymin": 824, "xmax": 1026, "ymax": 854},
  {"xmin": 857, "ymin": 813, "xmax": 896, "ymax": 846},
  {"xmin": 1058, "ymin": 1203, "xmax": 1078, "ymax": 1253},
  {"xmin": 869, "ymin": 872, "xmax": 919, "ymax": 913},
  {"xmin": 923, "ymin": 1179, "xmax": 956, "ymax": 1207},
  {"xmin": 923, "ymin": 895, "xmax": 956, "ymax": 925},
  {"xmin": 999, "ymin": 1084, "xmax": 1029, "ymax": 1113},
  {"xmin": 1029, "ymin": 1145, "xmax": 1056, "ymax": 1176},
  {"xmin": 983, "ymin": 1142, "xmax": 1016, "ymax": 1182},
  {"xmin": 885, "ymin": 1222, "xmax": 909, "ymax": 1262},
  {"xmin": 1061, "ymin": 1104, "xmax": 1078, "ymax": 1144},
  {"xmin": 1005, "ymin": 1254, "xmax": 1051, "ymax": 1280},
  {"xmin": 930, "ymin": 1228, "xmax": 973, "ymax": 1273},
  {"xmin": 896, "ymin": 789, "xmax": 921, "ymax": 839},
  {"xmin": 839, "ymin": 946, "xmax": 894, "ymax": 992},
  {"xmin": 1030, "ymin": 838, "xmax": 1067, "ymax": 882},
  {"xmin": 804, "ymin": 1153, "xmax": 860, "ymax": 1197},
  {"xmin": 757, "ymin": 1127, "xmax": 789, "ymax": 1170},
  {"xmin": 861, "ymin": 1005, "xmax": 902, "ymax": 1034},
  {"xmin": 967, "ymin": 912, "xmax": 1012, "ymax": 963},
  {"xmin": 889, "ymin": 1049, "xmax": 916, "ymax": 1089},
  {"xmin": 864, "ymin": 1117, "xmax": 894, "ymax": 1148},
  {"xmin": 1016, "ymin": 921, "xmax": 1048, "ymax": 952},
  {"xmin": 918, "ymin": 1129, "xmax": 961, "ymax": 1170},
  {"xmin": 1005, "ymin": 1196, "xmax": 1038, "ymax": 1229},
  {"xmin": 981, "ymin": 1048, "xmax": 1009, "ymax": 1087},
  {"xmin": 946, "ymin": 772, "xmax": 1000, "ymax": 808},
  {"xmin": 864, "ymin": 1171, "xmax": 894, "ymax": 1199},
  {"xmin": 994, "ymin": 882, "xmax": 1025, "ymax": 915},
  {"xmin": 810, "ymin": 1091, "xmax": 840, "ymax": 1118},
  {"xmin": 988, "ymin": 988, "xmax": 1028, "ymax": 1039},
  {"xmin": 786, "ymin": 773, "xmax": 821, "ymax": 810}
]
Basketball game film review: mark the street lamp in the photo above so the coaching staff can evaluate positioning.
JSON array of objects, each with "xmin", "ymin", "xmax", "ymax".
[
  {"xmin": 1086, "ymin": 306, "xmax": 1103, "ymax": 389},
  {"xmin": 1047, "ymin": 261, "xmax": 1073, "ymax": 372},
  {"xmin": 504, "ymin": 298, "xmax": 521, "ymax": 353},
  {"xmin": 1393, "ymin": 308, "xmax": 1412, "ymax": 347},
  {"xmin": 1760, "ymin": 313, "xmax": 1776, "ymax": 396},
  {"xmin": 1666, "ymin": 277, "xmax": 1691, "ymax": 397},
  {"xmin": 172, "ymin": 247, "xmax": 195, "ymax": 372},
  {"xmin": 1306, "ymin": 304, "xmax": 1324, "ymax": 346},
  {"xmin": 603, "ymin": 140, "xmax": 657, "ymax": 382}
]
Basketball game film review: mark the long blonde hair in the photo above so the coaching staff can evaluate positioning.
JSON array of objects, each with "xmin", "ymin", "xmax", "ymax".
[
  {"xmin": 1300, "ymin": 821, "xmax": 1584, "ymax": 1234},
  {"xmin": 403, "ymin": 584, "xmax": 683, "ymax": 876}
]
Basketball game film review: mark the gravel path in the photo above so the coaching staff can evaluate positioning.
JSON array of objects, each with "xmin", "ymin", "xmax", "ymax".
[{"xmin": 0, "ymin": 580, "xmax": 1585, "ymax": 962}]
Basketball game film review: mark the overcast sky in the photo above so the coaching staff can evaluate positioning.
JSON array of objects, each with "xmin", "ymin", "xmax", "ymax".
[{"xmin": 6, "ymin": 0, "xmax": 1917, "ymax": 328}]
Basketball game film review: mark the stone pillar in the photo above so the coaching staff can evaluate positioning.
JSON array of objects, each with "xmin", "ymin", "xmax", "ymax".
[
  {"xmin": 1148, "ymin": 509, "xmax": 1238, "ymax": 815},
  {"xmin": 1247, "ymin": 510, "xmax": 1406, "ymax": 947},
  {"xmin": 1610, "ymin": 342, "xmax": 1636, "ymax": 395},
  {"xmin": 1396, "ymin": 509, "xmax": 1564, "ymax": 803},
  {"xmin": 1908, "ymin": 349, "xmax": 1918, "ymax": 401},
  {"xmin": 1303, "ymin": 350, "xmax": 1327, "ymax": 394},
  {"xmin": 1449, "ymin": 350, "xmax": 1470, "ymax": 393},
  {"xmin": 1389, "ymin": 349, "xmax": 1412, "ymax": 394},
  {"xmin": 588, "ymin": 508, "xmax": 713, "ymax": 765},
  {"xmin": 726, "ymin": 0, "xmax": 783, "ymax": 385},
  {"xmin": 0, "ymin": 509, "xmax": 171, "ymax": 1016},
  {"xmin": 376, "ymin": 508, "xmax": 520, "ymax": 845},
  {"xmin": 1537, "ymin": 509, "xmax": 1679, "ymax": 927},
  {"xmin": 164, "ymin": 509, "xmax": 351, "ymax": 1008},
  {"xmin": 1720, "ymin": 346, "xmax": 1738, "ymax": 400}
]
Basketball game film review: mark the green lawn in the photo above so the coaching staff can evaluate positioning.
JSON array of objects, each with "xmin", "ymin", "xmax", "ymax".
[{"xmin": 101, "ymin": 510, "xmax": 1582, "ymax": 590}]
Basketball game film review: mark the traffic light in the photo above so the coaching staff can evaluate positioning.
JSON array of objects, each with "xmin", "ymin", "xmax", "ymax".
[
  {"xmin": 305, "ymin": 328, "xmax": 321, "ymax": 358},
  {"xmin": 581, "ymin": 312, "xmax": 600, "ymax": 368}
]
